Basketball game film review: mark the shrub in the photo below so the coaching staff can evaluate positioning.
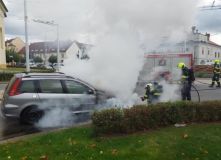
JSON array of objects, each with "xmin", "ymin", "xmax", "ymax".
[
  {"xmin": 92, "ymin": 108, "xmax": 124, "ymax": 134},
  {"xmin": 92, "ymin": 101, "xmax": 221, "ymax": 135},
  {"xmin": 0, "ymin": 72, "xmax": 14, "ymax": 81},
  {"xmin": 195, "ymin": 72, "xmax": 212, "ymax": 78},
  {"xmin": 0, "ymin": 69, "xmax": 54, "ymax": 81}
]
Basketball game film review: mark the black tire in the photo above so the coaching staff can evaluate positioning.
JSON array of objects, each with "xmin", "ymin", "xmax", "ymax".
[{"xmin": 20, "ymin": 106, "xmax": 44, "ymax": 125}]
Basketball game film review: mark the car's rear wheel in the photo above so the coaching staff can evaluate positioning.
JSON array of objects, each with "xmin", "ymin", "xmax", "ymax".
[{"xmin": 20, "ymin": 106, "xmax": 44, "ymax": 125}]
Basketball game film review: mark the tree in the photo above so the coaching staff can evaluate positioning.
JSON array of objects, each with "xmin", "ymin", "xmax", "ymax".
[
  {"xmin": 33, "ymin": 56, "xmax": 43, "ymax": 63},
  {"xmin": 6, "ymin": 49, "xmax": 20, "ymax": 63},
  {"xmin": 48, "ymin": 55, "xmax": 57, "ymax": 65},
  {"xmin": 20, "ymin": 57, "xmax": 26, "ymax": 63}
]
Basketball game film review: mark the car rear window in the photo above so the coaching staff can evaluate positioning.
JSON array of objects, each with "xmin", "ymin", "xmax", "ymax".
[
  {"xmin": 39, "ymin": 79, "xmax": 63, "ymax": 93},
  {"xmin": 19, "ymin": 80, "xmax": 36, "ymax": 93}
]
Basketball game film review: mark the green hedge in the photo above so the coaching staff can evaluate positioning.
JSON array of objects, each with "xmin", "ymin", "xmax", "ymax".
[
  {"xmin": 0, "ymin": 70, "xmax": 54, "ymax": 81},
  {"xmin": 0, "ymin": 72, "xmax": 14, "ymax": 81},
  {"xmin": 92, "ymin": 101, "xmax": 221, "ymax": 135},
  {"xmin": 195, "ymin": 72, "xmax": 212, "ymax": 78}
]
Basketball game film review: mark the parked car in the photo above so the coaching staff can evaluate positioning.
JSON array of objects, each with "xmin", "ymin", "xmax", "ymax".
[{"xmin": 0, "ymin": 72, "xmax": 111, "ymax": 124}]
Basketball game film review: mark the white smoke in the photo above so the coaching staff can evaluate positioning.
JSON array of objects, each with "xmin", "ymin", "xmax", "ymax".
[
  {"xmin": 37, "ymin": 107, "xmax": 74, "ymax": 128},
  {"xmin": 60, "ymin": 0, "xmax": 198, "ymax": 107},
  {"xmin": 36, "ymin": 100, "xmax": 83, "ymax": 128},
  {"xmin": 62, "ymin": 30, "xmax": 144, "ymax": 102},
  {"xmin": 159, "ymin": 68, "xmax": 182, "ymax": 102},
  {"xmin": 159, "ymin": 81, "xmax": 181, "ymax": 102}
]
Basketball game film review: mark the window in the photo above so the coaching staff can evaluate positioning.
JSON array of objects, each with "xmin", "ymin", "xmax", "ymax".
[
  {"xmin": 65, "ymin": 80, "xmax": 90, "ymax": 94},
  {"xmin": 200, "ymin": 60, "xmax": 205, "ymax": 65},
  {"xmin": 19, "ymin": 80, "xmax": 36, "ymax": 93},
  {"xmin": 208, "ymin": 50, "xmax": 210, "ymax": 55},
  {"xmin": 215, "ymin": 52, "xmax": 217, "ymax": 58},
  {"xmin": 0, "ymin": 28, "xmax": 3, "ymax": 49},
  {"xmin": 219, "ymin": 53, "xmax": 220, "ymax": 58},
  {"xmin": 39, "ymin": 80, "xmax": 63, "ymax": 93},
  {"xmin": 202, "ymin": 48, "xmax": 204, "ymax": 55}
]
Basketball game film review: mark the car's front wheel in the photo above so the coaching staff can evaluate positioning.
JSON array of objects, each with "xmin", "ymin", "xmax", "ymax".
[{"xmin": 20, "ymin": 106, "xmax": 44, "ymax": 125}]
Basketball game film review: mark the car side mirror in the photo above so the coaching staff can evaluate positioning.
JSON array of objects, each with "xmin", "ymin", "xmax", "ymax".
[{"xmin": 87, "ymin": 89, "xmax": 94, "ymax": 95}]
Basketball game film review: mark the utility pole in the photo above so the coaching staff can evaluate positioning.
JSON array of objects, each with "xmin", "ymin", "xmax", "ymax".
[
  {"xmin": 24, "ymin": 0, "xmax": 30, "ymax": 72},
  {"xmin": 56, "ymin": 24, "xmax": 60, "ymax": 71}
]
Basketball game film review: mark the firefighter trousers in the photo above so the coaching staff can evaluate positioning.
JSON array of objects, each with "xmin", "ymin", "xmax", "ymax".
[
  {"xmin": 212, "ymin": 73, "xmax": 220, "ymax": 85},
  {"xmin": 181, "ymin": 81, "xmax": 191, "ymax": 101}
]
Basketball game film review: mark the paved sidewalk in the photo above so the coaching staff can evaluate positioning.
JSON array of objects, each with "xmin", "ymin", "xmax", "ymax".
[{"xmin": 195, "ymin": 78, "xmax": 211, "ymax": 85}]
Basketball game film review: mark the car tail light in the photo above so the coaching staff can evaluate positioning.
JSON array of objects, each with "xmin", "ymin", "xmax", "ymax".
[{"xmin": 8, "ymin": 78, "xmax": 22, "ymax": 96}]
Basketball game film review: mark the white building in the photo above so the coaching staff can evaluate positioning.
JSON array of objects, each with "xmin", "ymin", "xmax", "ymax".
[
  {"xmin": 176, "ymin": 27, "xmax": 221, "ymax": 65},
  {"xmin": 0, "ymin": 0, "xmax": 8, "ymax": 68},
  {"xmin": 19, "ymin": 40, "xmax": 92, "ymax": 64}
]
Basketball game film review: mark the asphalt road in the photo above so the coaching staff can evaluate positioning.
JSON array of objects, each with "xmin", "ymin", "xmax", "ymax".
[{"xmin": 0, "ymin": 79, "xmax": 221, "ymax": 141}]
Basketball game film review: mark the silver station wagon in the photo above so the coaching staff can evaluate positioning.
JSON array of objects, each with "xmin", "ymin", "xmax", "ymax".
[{"xmin": 0, "ymin": 72, "xmax": 110, "ymax": 124}]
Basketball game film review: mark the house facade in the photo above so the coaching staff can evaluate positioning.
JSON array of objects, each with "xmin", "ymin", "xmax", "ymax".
[
  {"xmin": 20, "ymin": 40, "xmax": 92, "ymax": 64},
  {"xmin": 178, "ymin": 27, "xmax": 221, "ymax": 65},
  {"xmin": 152, "ymin": 27, "xmax": 221, "ymax": 66},
  {"xmin": 0, "ymin": 0, "xmax": 8, "ymax": 68},
  {"xmin": 5, "ymin": 37, "xmax": 25, "ymax": 53}
]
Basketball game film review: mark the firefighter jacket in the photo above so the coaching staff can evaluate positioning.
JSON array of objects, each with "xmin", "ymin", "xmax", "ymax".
[
  {"xmin": 213, "ymin": 63, "xmax": 220, "ymax": 74},
  {"xmin": 143, "ymin": 83, "xmax": 162, "ymax": 100},
  {"xmin": 181, "ymin": 66, "xmax": 195, "ymax": 84}
]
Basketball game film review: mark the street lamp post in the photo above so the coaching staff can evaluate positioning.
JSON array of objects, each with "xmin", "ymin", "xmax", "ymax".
[
  {"xmin": 24, "ymin": 0, "xmax": 30, "ymax": 72},
  {"xmin": 33, "ymin": 19, "xmax": 60, "ymax": 71}
]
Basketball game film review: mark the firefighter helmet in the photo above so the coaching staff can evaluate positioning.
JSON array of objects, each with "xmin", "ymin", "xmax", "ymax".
[
  {"xmin": 145, "ymin": 83, "xmax": 153, "ymax": 89},
  {"xmin": 177, "ymin": 62, "xmax": 185, "ymax": 69},
  {"xmin": 214, "ymin": 59, "xmax": 220, "ymax": 64}
]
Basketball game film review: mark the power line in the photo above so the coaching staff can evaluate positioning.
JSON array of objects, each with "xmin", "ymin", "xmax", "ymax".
[{"xmin": 200, "ymin": 5, "xmax": 221, "ymax": 10}]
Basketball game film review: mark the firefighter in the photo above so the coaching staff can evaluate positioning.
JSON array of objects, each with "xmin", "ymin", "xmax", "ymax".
[
  {"xmin": 177, "ymin": 62, "xmax": 195, "ymax": 101},
  {"xmin": 209, "ymin": 59, "xmax": 221, "ymax": 88},
  {"xmin": 141, "ymin": 82, "xmax": 162, "ymax": 104}
]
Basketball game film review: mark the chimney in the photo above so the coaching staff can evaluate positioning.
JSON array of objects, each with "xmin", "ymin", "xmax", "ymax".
[
  {"xmin": 192, "ymin": 26, "xmax": 196, "ymax": 33},
  {"xmin": 206, "ymin": 33, "xmax": 210, "ymax": 41}
]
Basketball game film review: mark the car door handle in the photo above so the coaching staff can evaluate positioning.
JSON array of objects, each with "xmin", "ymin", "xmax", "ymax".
[{"xmin": 32, "ymin": 94, "xmax": 38, "ymax": 98}]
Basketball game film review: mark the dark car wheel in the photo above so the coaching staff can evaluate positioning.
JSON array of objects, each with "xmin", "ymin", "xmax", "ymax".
[{"xmin": 20, "ymin": 106, "xmax": 44, "ymax": 125}]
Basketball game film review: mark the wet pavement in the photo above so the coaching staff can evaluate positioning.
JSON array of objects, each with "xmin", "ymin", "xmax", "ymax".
[{"xmin": 0, "ymin": 116, "xmax": 42, "ymax": 141}]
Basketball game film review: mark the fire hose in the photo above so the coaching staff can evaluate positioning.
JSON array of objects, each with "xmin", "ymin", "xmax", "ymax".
[
  {"xmin": 191, "ymin": 84, "xmax": 200, "ymax": 102},
  {"xmin": 191, "ymin": 80, "xmax": 221, "ymax": 103}
]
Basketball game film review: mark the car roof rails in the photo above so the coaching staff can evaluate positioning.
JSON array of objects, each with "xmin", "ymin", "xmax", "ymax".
[
  {"xmin": 55, "ymin": 72, "xmax": 65, "ymax": 74},
  {"xmin": 22, "ymin": 72, "xmax": 66, "ymax": 78}
]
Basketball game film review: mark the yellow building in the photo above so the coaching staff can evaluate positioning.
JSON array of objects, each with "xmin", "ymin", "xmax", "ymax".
[
  {"xmin": 5, "ymin": 37, "xmax": 25, "ymax": 53},
  {"xmin": 0, "ymin": 0, "xmax": 8, "ymax": 68}
]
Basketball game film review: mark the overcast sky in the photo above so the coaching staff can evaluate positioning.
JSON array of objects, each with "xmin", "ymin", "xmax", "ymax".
[{"xmin": 3, "ymin": 0, "xmax": 221, "ymax": 45}]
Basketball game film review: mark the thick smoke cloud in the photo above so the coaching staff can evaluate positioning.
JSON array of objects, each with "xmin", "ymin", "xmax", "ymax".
[{"xmin": 60, "ymin": 0, "xmax": 199, "ymax": 106}]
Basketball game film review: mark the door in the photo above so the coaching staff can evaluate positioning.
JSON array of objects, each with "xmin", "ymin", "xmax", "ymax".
[
  {"xmin": 37, "ymin": 79, "xmax": 69, "ymax": 110},
  {"xmin": 17, "ymin": 80, "xmax": 40, "ymax": 109},
  {"xmin": 64, "ymin": 80, "xmax": 96, "ymax": 113}
]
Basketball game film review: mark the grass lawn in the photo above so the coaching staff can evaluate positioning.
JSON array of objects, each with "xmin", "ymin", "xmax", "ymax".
[{"xmin": 0, "ymin": 123, "xmax": 221, "ymax": 160}]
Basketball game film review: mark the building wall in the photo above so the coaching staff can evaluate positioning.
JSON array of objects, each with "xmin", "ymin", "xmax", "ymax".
[
  {"xmin": 0, "ymin": 9, "xmax": 6, "ymax": 68},
  {"xmin": 6, "ymin": 37, "xmax": 25, "ymax": 53},
  {"xmin": 196, "ymin": 43, "xmax": 221, "ymax": 65},
  {"xmin": 65, "ymin": 42, "xmax": 80, "ymax": 59}
]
